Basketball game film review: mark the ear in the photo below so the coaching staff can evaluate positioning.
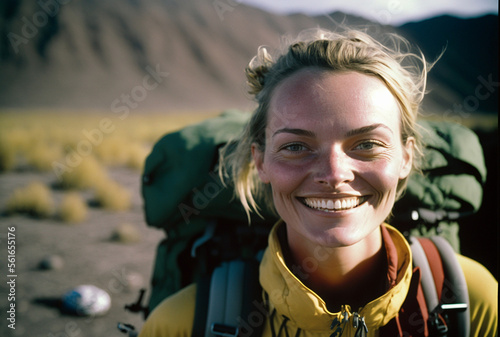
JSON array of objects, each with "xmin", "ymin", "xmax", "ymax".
[
  {"xmin": 399, "ymin": 137, "xmax": 414, "ymax": 179},
  {"xmin": 251, "ymin": 143, "xmax": 270, "ymax": 184}
]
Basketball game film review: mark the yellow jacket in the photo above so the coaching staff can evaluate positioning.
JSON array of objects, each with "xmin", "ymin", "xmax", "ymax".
[{"xmin": 139, "ymin": 223, "xmax": 497, "ymax": 337}]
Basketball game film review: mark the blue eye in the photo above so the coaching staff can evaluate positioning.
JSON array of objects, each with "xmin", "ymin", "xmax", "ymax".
[
  {"xmin": 357, "ymin": 142, "xmax": 374, "ymax": 150},
  {"xmin": 355, "ymin": 141, "xmax": 382, "ymax": 150},
  {"xmin": 286, "ymin": 144, "xmax": 305, "ymax": 152},
  {"xmin": 279, "ymin": 142, "xmax": 308, "ymax": 153}
]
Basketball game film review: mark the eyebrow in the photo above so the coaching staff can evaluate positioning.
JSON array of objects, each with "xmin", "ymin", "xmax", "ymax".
[
  {"xmin": 344, "ymin": 123, "xmax": 393, "ymax": 138},
  {"xmin": 272, "ymin": 123, "xmax": 392, "ymax": 139},
  {"xmin": 272, "ymin": 128, "xmax": 316, "ymax": 138}
]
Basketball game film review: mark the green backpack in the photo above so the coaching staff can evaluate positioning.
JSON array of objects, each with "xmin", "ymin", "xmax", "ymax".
[{"xmin": 140, "ymin": 109, "xmax": 486, "ymax": 314}]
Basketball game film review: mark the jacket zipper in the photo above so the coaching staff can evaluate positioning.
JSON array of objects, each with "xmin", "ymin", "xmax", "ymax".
[{"xmin": 330, "ymin": 306, "xmax": 368, "ymax": 337}]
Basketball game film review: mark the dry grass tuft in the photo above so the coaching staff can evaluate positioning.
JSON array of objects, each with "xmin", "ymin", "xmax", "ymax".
[
  {"xmin": 0, "ymin": 135, "xmax": 17, "ymax": 171},
  {"xmin": 94, "ymin": 136, "xmax": 130, "ymax": 167},
  {"xmin": 93, "ymin": 179, "xmax": 131, "ymax": 211},
  {"xmin": 126, "ymin": 143, "xmax": 150, "ymax": 171},
  {"xmin": 58, "ymin": 192, "xmax": 88, "ymax": 223},
  {"xmin": 0, "ymin": 110, "xmax": 218, "ymax": 174},
  {"xmin": 6, "ymin": 181, "xmax": 54, "ymax": 218},
  {"xmin": 26, "ymin": 142, "xmax": 64, "ymax": 171},
  {"xmin": 3, "ymin": 128, "xmax": 32, "ymax": 154},
  {"xmin": 58, "ymin": 156, "xmax": 109, "ymax": 190},
  {"xmin": 93, "ymin": 137, "xmax": 150, "ymax": 171}
]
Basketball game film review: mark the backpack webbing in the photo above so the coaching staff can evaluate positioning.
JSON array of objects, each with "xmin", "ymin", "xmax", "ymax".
[
  {"xmin": 410, "ymin": 236, "xmax": 469, "ymax": 336},
  {"xmin": 193, "ymin": 259, "xmax": 264, "ymax": 337}
]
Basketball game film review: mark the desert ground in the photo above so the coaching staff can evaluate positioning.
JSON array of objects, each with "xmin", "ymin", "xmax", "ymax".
[
  {"xmin": 0, "ymin": 167, "xmax": 159, "ymax": 337},
  {"xmin": 0, "ymin": 110, "xmax": 217, "ymax": 337},
  {"xmin": 0, "ymin": 110, "xmax": 497, "ymax": 337}
]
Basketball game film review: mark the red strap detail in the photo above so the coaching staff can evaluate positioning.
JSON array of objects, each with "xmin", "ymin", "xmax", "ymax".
[
  {"xmin": 418, "ymin": 238, "xmax": 445, "ymax": 300},
  {"xmin": 380, "ymin": 267, "xmax": 429, "ymax": 336},
  {"xmin": 380, "ymin": 225, "xmax": 398, "ymax": 289},
  {"xmin": 414, "ymin": 267, "xmax": 430, "ymax": 336}
]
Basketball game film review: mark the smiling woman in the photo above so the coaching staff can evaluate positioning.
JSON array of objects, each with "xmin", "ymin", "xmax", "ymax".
[
  {"xmin": 252, "ymin": 71, "xmax": 413, "ymax": 260},
  {"xmin": 139, "ymin": 28, "xmax": 497, "ymax": 337}
]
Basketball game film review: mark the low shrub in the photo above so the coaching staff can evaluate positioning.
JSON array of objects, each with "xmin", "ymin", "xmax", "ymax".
[
  {"xmin": 94, "ymin": 136, "xmax": 129, "ymax": 167},
  {"xmin": 4, "ymin": 128, "xmax": 31, "ymax": 154},
  {"xmin": 93, "ymin": 179, "xmax": 131, "ymax": 211},
  {"xmin": 26, "ymin": 142, "xmax": 64, "ymax": 172},
  {"xmin": 0, "ymin": 135, "xmax": 16, "ymax": 171},
  {"xmin": 58, "ymin": 156, "xmax": 108, "ymax": 190},
  {"xmin": 6, "ymin": 181, "xmax": 54, "ymax": 218},
  {"xmin": 58, "ymin": 192, "xmax": 88, "ymax": 223},
  {"xmin": 126, "ymin": 143, "xmax": 149, "ymax": 171}
]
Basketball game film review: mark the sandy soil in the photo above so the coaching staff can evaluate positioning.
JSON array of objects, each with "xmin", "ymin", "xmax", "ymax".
[{"xmin": 0, "ymin": 167, "xmax": 162, "ymax": 337}]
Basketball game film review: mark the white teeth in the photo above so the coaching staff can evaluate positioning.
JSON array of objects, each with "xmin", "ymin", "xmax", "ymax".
[
  {"xmin": 321, "ymin": 200, "xmax": 327, "ymax": 209},
  {"xmin": 303, "ymin": 197, "xmax": 364, "ymax": 212},
  {"xmin": 327, "ymin": 200, "xmax": 334, "ymax": 209}
]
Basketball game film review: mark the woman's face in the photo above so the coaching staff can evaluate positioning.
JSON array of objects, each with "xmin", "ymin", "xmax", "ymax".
[{"xmin": 252, "ymin": 69, "xmax": 413, "ymax": 248}]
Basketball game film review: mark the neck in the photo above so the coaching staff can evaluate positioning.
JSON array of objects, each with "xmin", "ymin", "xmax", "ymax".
[{"xmin": 284, "ymin": 226, "xmax": 387, "ymax": 310}]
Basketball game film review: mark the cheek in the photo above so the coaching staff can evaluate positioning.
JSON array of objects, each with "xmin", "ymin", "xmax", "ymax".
[
  {"xmin": 362, "ymin": 159, "xmax": 403, "ymax": 198},
  {"xmin": 264, "ymin": 159, "xmax": 309, "ymax": 195}
]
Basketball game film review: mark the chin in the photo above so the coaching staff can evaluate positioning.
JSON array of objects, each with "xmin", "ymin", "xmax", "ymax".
[
  {"xmin": 306, "ymin": 217, "xmax": 381, "ymax": 248},
  {"xmin": 304, "ymin": 226, "xmax": 362, "ymax": 248}
]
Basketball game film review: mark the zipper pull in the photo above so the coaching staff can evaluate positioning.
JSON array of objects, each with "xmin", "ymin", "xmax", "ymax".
[
  {"xmin": 342, "ymin": 310, "xmax": 349, "ymax": 323},
  {"xmin": 330, "ymin": 316, "xmax": 340, "ymax": 330},
  {"xmin": 329, "ymin": 316, "xmax": 344, "ymax": 337},
  {"xmin": 330, "ymin": 307, "xmax": 349, "ymax": 337},
  {"xmin": 354, "ymin": 315, "xmax": 368, "ymax": 337},
  {"xmin": 352, "ymin": 312, "xmax": 359, "ymax": 329}
]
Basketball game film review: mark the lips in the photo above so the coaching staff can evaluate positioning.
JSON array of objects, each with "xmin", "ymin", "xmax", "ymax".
[{"xmin": 301, "ymin": 196, "xmax": 368, "ymax": 212}]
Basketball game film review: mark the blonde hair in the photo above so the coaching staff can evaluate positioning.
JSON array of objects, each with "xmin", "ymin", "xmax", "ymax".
[{"xmin": 221, "ymin": 28, "xmax": 433, "ymax": 218}]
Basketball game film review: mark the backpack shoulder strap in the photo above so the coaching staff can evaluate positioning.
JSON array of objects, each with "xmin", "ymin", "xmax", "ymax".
[
  {"xmin": 429, "ymin": 236, "xmax": 470, "ymax": 336},
  {"xmin": 409, "ymin": 236, "xmax": 470, "ymax": 337},
  {"xmin": 192, "ymin": 259, "xmax": 266, "ymax": 337},
  {"xmin": 192, "ymin": 273, "xmax": 212, "ymax": 337}
]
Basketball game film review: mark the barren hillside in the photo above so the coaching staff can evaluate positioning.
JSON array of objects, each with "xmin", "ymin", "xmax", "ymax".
[{"xmin": 0, "ymin": 0, "xmax": 497, "ymax": 115}]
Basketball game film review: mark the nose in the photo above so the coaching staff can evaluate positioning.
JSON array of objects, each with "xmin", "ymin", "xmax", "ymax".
[{"xmin": 313, "ymin": 147, "xmax": 355, "ymax": 188}]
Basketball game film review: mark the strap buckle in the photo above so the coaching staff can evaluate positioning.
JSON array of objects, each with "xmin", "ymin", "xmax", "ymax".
[
  {"xmin": 428, "ymin": 302, "xmax": 468, "ymax": 337},
  {"xmin": 211, "ymin": 323, "xmax": 239, "ymax": 337},
  {"xmin": 428, "ymin": 311, "xmax": 448, "ymax": 337}
]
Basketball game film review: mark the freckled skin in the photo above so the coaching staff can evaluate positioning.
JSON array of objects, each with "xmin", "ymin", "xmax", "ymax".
[{"xmin": 252, "ymin": 69, "xmax": 413, "ymax": 263}]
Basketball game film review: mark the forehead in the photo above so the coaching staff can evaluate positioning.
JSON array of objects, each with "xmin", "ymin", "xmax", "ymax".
[{"xmin": 267, "ymin": 69, "xmax": 401, "ymax": 134}]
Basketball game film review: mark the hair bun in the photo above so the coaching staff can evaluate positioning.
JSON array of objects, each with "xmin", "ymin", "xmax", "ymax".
[{"xmin": 246, "ymin": 46, "xmax": 274, "ymax": 96}]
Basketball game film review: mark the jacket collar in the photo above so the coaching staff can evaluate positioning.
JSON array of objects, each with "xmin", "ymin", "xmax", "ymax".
[{"xmin": 259, "ymin": 221, "xmax": 413, "ymax": 332}]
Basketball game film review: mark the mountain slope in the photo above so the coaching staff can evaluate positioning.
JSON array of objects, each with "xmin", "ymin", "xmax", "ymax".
[
  {"xmin": 399, "ymin": 14, "xmax": 498, "ymax": 116},
  {"xmin": 0, "ymin": 0, "xmax": 497, "ymax": 114}
]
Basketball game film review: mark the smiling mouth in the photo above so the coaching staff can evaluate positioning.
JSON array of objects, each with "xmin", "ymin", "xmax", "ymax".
[{"xmin": 300, "ymin": 196, "xmax": 368, "ymax": 212}]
